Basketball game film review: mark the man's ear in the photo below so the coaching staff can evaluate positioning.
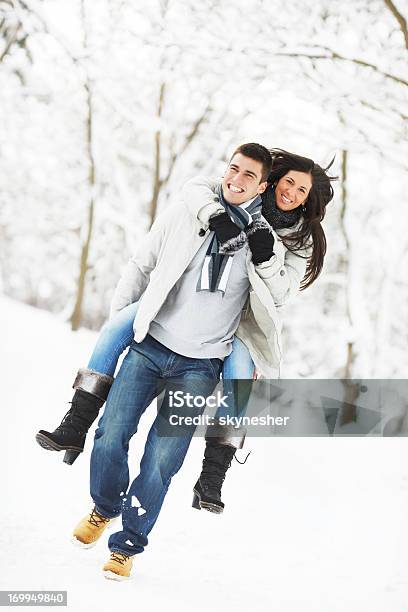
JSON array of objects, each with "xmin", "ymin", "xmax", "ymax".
[{"xmin": 257, "ymin": 181, "xmax": 268, "ymax": 194}]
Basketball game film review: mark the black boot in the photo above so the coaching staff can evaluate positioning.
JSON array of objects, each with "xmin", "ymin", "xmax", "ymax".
[
  {"xmin": 192, "ymin": 423, "xmax": 246, "ymax": 514},
  {"xmin": 35, "ymin": 368, "xmax": 113, "ymax": 465}
]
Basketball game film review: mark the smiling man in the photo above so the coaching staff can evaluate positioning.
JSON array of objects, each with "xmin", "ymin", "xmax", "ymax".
[
  {"xmin": 71, "ymin": 143, "xmax": 285, "ymax": 580},
  {"xmin": 222, "ymin": 148, "xmax": 269, "ymax": 203}
]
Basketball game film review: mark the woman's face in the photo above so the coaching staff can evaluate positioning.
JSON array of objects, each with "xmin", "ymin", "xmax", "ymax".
[{"xmin": 275, "ymin": 171, "xmax": 312, "ymax": 211}]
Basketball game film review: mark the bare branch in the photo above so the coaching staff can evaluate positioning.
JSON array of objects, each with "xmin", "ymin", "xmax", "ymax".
[
  {"xmin": 274, "ymin": 47, "xmax": 408, "ymax": 87},
  {"xmin": 161, "ymin": 105, "xmax": 210, "ymax": 187},
  {"xmin": 360, "ymin": 98, "xmax": 408, "ymax": 122},
  {"xmin": 383, "ymin": 0, "xmax": 408, "ymax": 50},
  {"xmin": 16, "ymin": 0, "xmax": 79, "ymax": 65},
  {"xmin": 0, "ymin": 22, "xmax": 19, "ymax": 63}
]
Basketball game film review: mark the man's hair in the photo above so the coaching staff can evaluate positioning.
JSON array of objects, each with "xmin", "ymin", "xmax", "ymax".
[{"xmin": 230, "ymin": 143, "xmax": 272, "ymax": 182}]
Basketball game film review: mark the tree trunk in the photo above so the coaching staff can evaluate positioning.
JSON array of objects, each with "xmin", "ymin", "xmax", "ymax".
[
  {"xmin": 70, "ymin": 0, "xmax": 96, "ymax": 330},
  {"xmin": 339, "ymin": 149, "xmax": 359, "ymax": 424},
  {"xmin": 148, "ymin": 82, "xmax": 165, "ymax": 228}
]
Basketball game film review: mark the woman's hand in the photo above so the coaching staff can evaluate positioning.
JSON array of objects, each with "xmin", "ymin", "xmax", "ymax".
[{"xmin": 247, "ymin": 227, "xmax": 275, "ymax": 265}]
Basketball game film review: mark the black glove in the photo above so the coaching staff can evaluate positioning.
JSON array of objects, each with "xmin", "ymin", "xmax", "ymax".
[
  {"xmin": 209, "ymin": 212, "xmax": 241, "ymax": 244},
  {"xmin": 247, "ymin": 227, "xmax": 275, "ymax": 265}
]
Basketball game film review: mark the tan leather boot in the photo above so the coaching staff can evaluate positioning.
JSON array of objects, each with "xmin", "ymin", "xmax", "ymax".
[
  {"xmin": 103, "ymin": 551, "xmax": 133, "ymax": 581},
  {"xmin": 72, "ymin": 507, "xmax": 113, "ymax": 548}
]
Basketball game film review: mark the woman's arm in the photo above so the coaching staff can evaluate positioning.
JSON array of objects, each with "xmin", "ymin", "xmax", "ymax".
[
  {"xmin": 253, "ymin": 233, "xmax": 311, "ymax": 307},
  {"xmin": 182, "ymin": 177, "xmax": 311, "ymax": 305},
  {"xmin": 181, "ymin": 176, "xmax": 224, "ymax": 224}
]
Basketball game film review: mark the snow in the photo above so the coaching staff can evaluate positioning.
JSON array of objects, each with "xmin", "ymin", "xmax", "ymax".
[{"xmin": 1, "ymin": 296, "xmax": 408, "ymax": 611}]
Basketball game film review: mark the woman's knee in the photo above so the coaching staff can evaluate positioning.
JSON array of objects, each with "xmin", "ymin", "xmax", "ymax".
[{"xmin": 223, "ymin": 337, "xmax": 254, "ymax": 379}]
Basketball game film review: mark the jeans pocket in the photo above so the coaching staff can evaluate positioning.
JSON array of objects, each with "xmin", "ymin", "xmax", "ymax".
[{"xmin": 208, "ymin": 358, "xmax": 223, "ymax": 378}]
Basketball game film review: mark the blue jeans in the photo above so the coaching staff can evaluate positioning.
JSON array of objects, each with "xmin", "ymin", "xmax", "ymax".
[
  {"xmin": 90, "ymin": 334, "xmax": 222, "ymax": 556},
  {"xmin": 87, "ymin": 303, "xmax": 138, "ymax": 377},
  {"xmin": 87, "ymin": 302, "xmax": 255, "ymax": 418}
]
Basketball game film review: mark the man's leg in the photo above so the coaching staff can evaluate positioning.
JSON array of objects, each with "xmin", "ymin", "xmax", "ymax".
[
  {"xmin": 107, "ymin": 358, "xmax": 221, "ymax": 556},
  {"xmin": 90, "ymin": 340, "xmax": 164, "ymax": 519}
]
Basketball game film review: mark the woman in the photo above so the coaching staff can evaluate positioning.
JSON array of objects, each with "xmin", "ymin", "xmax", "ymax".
[{"xmin": 36, "ymin": 148, "xmax": 336, "ymax": 513}]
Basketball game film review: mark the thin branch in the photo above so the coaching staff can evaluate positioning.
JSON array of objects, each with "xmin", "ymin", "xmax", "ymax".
[
  {"xmin": 274, "ymin": 47, "xmax": 408, "ymax": 87},
  {"xmin": 15, "ymin": 0, "xmax": 79, "ymax": 66},
  {"xmin": 161, "ymin": 105, "xmax": 210, "ymax": 187},
  {"xmin": 0, "ymin": 22, "xmax": 20, "ymax": 63},
  {"xmin": 383, "ymin": 0, "xmax": 408, "ymax": 50},
  {"xmin": 360, "ymin": 98, "xmax": 408, "ymax": 122}
]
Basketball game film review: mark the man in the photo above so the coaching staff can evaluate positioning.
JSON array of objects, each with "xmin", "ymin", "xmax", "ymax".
[{"xmin": 72, "ymin": 143, "xmax": 285, "ymax": 580}]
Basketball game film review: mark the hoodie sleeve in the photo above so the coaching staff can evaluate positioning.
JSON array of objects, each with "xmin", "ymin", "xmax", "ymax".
[{"xmin": 181, "ymin": 176, "xmax": 224, "ymax": 225}]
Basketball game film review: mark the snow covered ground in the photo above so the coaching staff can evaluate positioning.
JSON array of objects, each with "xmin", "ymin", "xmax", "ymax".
[{"xmin": 1, "ymin": 296, "xmax": 408, "ymax": 611}]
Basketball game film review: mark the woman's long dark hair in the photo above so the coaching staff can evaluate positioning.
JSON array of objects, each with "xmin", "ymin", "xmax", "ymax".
[{"xmin": 262, "ymin": 148, "xmax": 337, "ymax": 290}]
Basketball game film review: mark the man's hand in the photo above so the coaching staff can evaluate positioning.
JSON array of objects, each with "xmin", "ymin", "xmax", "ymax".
[
  {"xmin": 209, "ymin": 212, "xmax": 241, "ymax": 244},
  {"xmin": 247, "ymin": 227, "xmax": 275, "ymax": 265}
]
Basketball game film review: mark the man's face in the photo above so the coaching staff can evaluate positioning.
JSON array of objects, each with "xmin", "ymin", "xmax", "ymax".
[{"xmin": 222, "ymin": 153, "xmax": 268, "ymax": 205}]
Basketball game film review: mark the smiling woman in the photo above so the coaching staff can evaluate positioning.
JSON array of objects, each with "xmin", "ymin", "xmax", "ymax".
[
  {"xmin": 275, "ymin": 171, "xmax": 313, "ymax": 211},
  {"xmin": 262, "ymin": 148, "xmax": 337, "ymax": 289}
]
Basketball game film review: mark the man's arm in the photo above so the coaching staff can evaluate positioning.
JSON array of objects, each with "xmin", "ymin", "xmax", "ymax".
[
  {"xmin": 109, "ymin": 217, "xmax": 165, "ymax": 317},
  {"xmin": 182, "ymin": 177, "xmax": 311, "ymax": 305},
  {"xmin": 181, "ymin": 176, "xmax": 224, "ymax": 224}
]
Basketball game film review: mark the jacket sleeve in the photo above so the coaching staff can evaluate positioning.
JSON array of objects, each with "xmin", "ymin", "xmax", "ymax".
[
  {"xmin": 181, "ymin": 176, "xmax": 224, "ymax": 224},
  {"xmin": 253, "ymin": 231, "xmax": 311, "ymax": 307},
  {"xmin": 109, "ymin": 216, "xmax": 165, "ymax": 317}
]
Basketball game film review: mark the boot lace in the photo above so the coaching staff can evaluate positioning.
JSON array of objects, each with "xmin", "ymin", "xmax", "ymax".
[
  {"xmin": 234, "ymin": 451, "xmax": 251, "ymax": 464},
  {"xmin": 57, "ymin": 395, "xmax": 99, "ymax": 435},
  {"xmin": 110, "ymin": 551, "xmax": 130, "ymax": 565},
  {"xmin": 53, "ymin": 407, "xmax": 74, "ymax": 433},
  {"xmin": 89, "ymin": 507, "xmax": 110, "ymax": 527},
  {"xmin": 201, "ymin": 446, "xmax": 235, "ymax": 491}
]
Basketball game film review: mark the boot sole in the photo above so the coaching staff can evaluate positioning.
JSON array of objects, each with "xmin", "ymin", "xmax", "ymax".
[
  {"xmin": 35, "ymin": 433, "xmax": 83, "ymax": 454},
  {"xmin": 192, "ymin": 489, "xmax": 224, "ymax": 514},
  {"xmin": 199, "ymin": 501, "xmax": 224, "ymax": 514},
  {"xmin": 103, "ymin": 570, "xmax": 131, "ymax": 581},
  {"xmin": 71, "ymin": 536, "xmax": 97, "ymax": 549}
]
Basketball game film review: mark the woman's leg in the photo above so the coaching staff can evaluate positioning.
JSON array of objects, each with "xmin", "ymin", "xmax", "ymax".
[
  {"xmin": 222, "ymin": 336, "xmax": 255, "ymax": 381},
  {"xmin": 193, "ymin": 336, "xmax": 255, "ymax": 513},
  {"xmin": 36, "ymin": 302, "xmax": 139, "ymax": 464},
  {"xmin": 219, "ymin": 336, "xmax": 255, "ymax": 419},
  {"xmin": 86, "ymin": 302, "xmax": 139, "ymax": 377}
]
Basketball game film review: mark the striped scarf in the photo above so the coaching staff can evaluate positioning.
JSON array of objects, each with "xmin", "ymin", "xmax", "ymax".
[{"xmin": 197, "ymin": 185, "xmax": 265, "ymax": 295}]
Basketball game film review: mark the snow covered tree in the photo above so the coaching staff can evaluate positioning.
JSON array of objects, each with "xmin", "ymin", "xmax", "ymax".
[{"xmin": 0, "ymin": 0, "xmax": 407, "ymax": 375}]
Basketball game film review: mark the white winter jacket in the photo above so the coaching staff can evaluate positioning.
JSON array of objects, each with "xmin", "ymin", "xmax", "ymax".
[{"xmin": 110, "ymin": 177, "xmax": 310, "ymax": 378}]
